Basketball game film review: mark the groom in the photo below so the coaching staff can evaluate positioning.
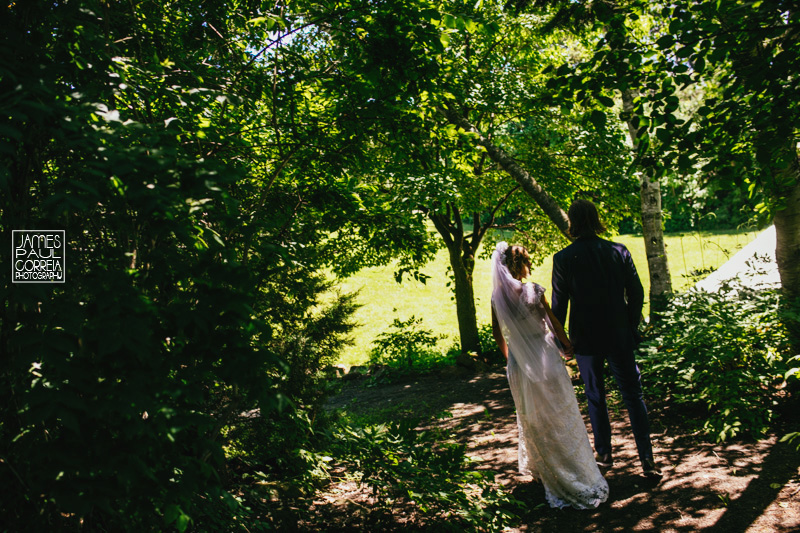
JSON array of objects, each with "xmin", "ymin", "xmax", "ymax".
[{"xmin": 551, "ymin": 199, "xmax": 660, "ymax": 478}]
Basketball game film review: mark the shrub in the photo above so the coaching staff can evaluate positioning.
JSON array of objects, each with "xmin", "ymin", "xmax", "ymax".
[
  {"xmin": 442, "ymin": 323, "xmax": 504, "ymax": 367},
  {"xmin": 369, "ymin": 316, "xmax": 445, "ymax": 370},
  {"xmin": 324, "ymin": 417, "xmax": 523, "ymax": 532},
  {"xmin": 638, "ymin": 274, "xmax": 792, "ymax": 442},
  {"xmin": 478, "ymin": 323, "xmax": 505, "ymax": 365}
]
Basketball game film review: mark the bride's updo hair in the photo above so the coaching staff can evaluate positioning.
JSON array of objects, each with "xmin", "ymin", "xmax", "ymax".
[{"xmin": 504, "ymin": 245, "xmax": 531, "ymax": 280}]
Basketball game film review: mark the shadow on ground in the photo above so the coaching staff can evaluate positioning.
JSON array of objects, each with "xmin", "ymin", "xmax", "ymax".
[{"xmin": 324, "ymin": 368, "xmax": 800, "ymax": 532}]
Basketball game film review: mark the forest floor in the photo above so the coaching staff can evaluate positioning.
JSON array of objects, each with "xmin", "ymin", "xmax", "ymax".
[{"xmin": 319, "ymin": 365, "xmax": 800, "ymax": 532}]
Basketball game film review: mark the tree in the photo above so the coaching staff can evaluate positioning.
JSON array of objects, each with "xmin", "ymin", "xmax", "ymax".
[
  {"xmin": 306, "ymin": 0, "xmax": 636, "ymax": 354},
  {"xmin": 0, "ymin": 1, "xmax": 436, "ymax": 528},
  {"xmin": 669, "ymin": 0, "xmax": 800, "ymax": 316},
  {"xmin": 622, "ymin": 89, "xmax": 674, "ymax": 315},
  {"xmin": 536, "ymin": 0, "xmax": 676, "ymax": 315},
  {"xmin": 551, "ymin": 0, "xmax": 800, "ymax": 342}
]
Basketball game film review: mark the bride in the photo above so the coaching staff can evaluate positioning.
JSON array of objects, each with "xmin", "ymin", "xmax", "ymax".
[{"xmin": 491, "ymin": 242, "xmax": 608, "ymax": 509}]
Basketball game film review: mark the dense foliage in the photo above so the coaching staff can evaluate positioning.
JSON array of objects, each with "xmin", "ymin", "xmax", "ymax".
[
  {"xmin": 543, "ymin": 0, "xmax": 800, "ymax": 338},
  {"xmin": 324, "ymin": 417, "xmax": 522, "ymax": 532},
  {"xmin": 0, "ymin": 1, "xmax": 429, "ymax": 530},
  {"xmin": 638, "ymin": 265, "xmax": 793, "ymax": 442},
  {"xmin": 619, "ymin": 171, "xmax": 765, "ymax": 234},
  {"xmin": 1, "ymin": 0, "xmax": 796, "ymax": 530},
  {"xmin": 369, "ymin": 316, "xmax": 446, "ymax": 370}
]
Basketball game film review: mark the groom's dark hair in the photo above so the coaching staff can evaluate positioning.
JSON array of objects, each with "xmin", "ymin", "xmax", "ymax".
[{"xmin": 567, "ymin": 199, "xmax": 606, "ymax": 239}]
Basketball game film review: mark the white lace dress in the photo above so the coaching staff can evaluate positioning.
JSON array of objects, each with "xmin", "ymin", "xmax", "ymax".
[{"xmin": 499, "ymin": 283, "xmax": 609, "ymax": 509}]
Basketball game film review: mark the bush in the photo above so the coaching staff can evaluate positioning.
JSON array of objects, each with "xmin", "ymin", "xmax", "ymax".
[
  {"xmin": 323, "ymin": 417, "xmax": 523, "ymax": 532},
  {"xmin": 479, "ymin": 323, "xmax": 505, "ymax": 365},
  {"xmin": 369, "ymin": 316, "xmax": 446, "ymax": 370},
  {"xmin": 442, "ymin": 324, "xmax": 504, "ymax": 367},
  {"xmin": 638, "ymin": 274, "xmax": 792, "ymax": 442}
]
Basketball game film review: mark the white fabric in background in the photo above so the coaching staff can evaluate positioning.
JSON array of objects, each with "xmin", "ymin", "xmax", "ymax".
[{"xmin": 694, "ymin": 225, "xmax": 779, "ymax": 293}]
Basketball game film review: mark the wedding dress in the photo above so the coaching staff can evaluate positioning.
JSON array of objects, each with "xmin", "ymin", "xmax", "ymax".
[{"xmin": 492, "ymin": 242, "xmax": 608, "ymax": 509}]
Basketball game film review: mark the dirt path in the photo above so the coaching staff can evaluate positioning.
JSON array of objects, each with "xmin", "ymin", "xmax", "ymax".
[{"xmin": 322, "ymin": 367, "xmax": 800, "ymax": 532}]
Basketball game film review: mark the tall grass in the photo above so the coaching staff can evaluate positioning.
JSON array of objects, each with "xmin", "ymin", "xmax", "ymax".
[{"xmin": 335, "ymin": 228, "xmax": 762, "ymax": 367}]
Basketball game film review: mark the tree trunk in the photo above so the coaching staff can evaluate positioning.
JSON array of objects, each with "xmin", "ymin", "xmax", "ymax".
[
  {"xmin": 449, "ymin": 246, "xmax": 482, "ymax": 356},
  {"xmin": 774, "ymin": 179, "xmax": 800, "ymax": 300},
  {"xmin": 426, "ymin": 186, "xmax": 519, "ymax": 358},
  {"xmin": 770, "ymin": 152, "xmax": 800, "ymax": 349},
  {"xmin": 718, "ymin": 8, "xmax": 800, "ymax": 348},
  {"xmin": 621, "ymin": 90, "xmax": 673, "ymax": 317},
  {"xmin": 428, "ymin": 209, "xmax": 482, "ymax": 356},
  {"xmin": 640, "ymin": 176, "xmax": 672, "ymax": 313},
  {"xmin": 438, "ymin": 105, "xmax": 571, "ymax": 239}
]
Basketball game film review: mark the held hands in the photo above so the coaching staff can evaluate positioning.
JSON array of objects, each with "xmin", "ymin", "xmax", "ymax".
[{"xmin": 560, "ymin": 338, "xmax": 574, "ymax": 359}]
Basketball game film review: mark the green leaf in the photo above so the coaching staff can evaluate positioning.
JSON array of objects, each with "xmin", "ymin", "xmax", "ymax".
[
  {"xmin": 656, "ymin": 35, "xmax": 675, "ymax": 49},
  {"xmin": 598, "ymin": 96, "xmax": 615, "ymax": 107},
  {"xmin": 164, "ymin": 504, "xmax": 184, "ymax": 525},
  {"xmin": 589, "ymin": 109, "xmax": 606, "ymax": 131},
  {"xmin": 693, "ymin": 57, "xmax": 706, "ymax": 74},
  {"xmin": 176, "ymin": 513, "xmax": 190, "ymax": 532}
]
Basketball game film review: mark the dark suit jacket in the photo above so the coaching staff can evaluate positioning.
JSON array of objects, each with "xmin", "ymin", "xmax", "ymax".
[{"xmin": 551, "ymin": 236, "xmax": 644, "ymax": 356}]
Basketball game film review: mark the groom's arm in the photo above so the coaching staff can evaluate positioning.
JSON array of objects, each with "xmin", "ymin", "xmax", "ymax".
[
  {"xmin": 622, "ymin": 247, "xmax": 645, "ymax": 328},
  {"xmin": 551, "ymin": 253, "xmax": 569, "ymax": 329}
]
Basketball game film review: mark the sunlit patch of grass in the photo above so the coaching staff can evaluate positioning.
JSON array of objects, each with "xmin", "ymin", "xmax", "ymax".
[
  {"xmin": 625, "ymin": 228, "xmax": 760, "ymax": 294},
  {"xmin": 335, "ymin": 228, "xmax": 761, "ymax": 367}
]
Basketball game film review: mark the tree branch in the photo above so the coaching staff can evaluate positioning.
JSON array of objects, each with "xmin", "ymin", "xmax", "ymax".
[
  {"xmin": 476, "ymin": 184, "xmax": 521, "ymax": 244},
  {"xmin": 437, "ymin": 105, "xmax": 571, "ymax": 240}
]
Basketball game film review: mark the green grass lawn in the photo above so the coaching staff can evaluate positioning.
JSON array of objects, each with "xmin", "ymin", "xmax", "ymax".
[{"xmin": 334, "ymin": 228, "xmax": 763, "ymax": 368}]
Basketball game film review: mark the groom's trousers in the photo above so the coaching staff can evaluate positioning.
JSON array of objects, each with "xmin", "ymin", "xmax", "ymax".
[{"xmin": 575, "ymin": 350, "xmax": 653, "ymax": 463}]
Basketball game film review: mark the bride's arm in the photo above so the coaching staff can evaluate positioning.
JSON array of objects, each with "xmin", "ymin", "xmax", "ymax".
[
  {"xmin": 541, "ymin": 294, "xmax": 574, "ymax": 358},
  {"xmin": 491, "ymin": 305, "xmax": 508, "ymax": 362}
]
